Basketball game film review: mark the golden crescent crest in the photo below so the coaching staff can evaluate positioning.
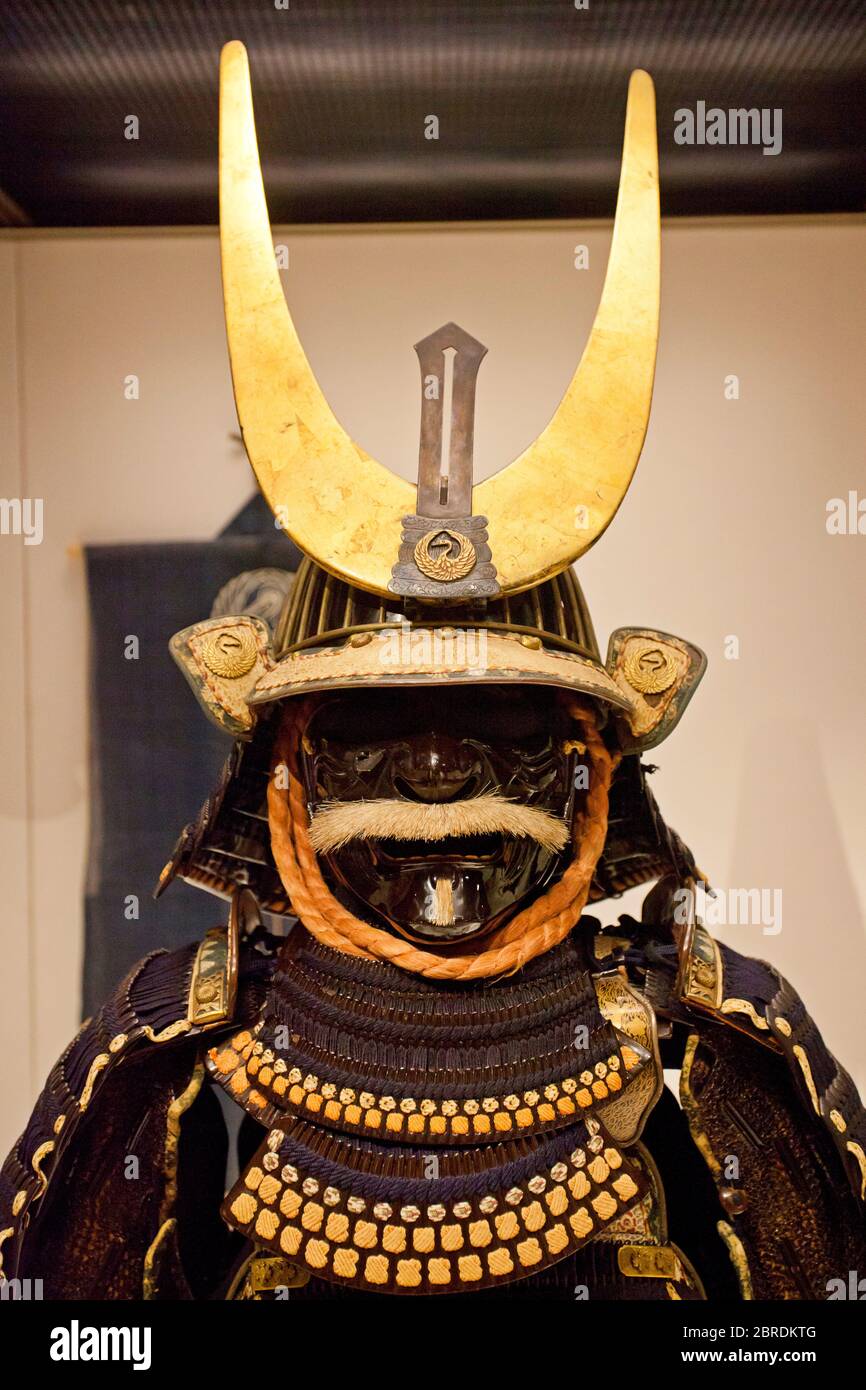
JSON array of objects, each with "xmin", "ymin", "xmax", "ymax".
[
  {"xmin": 622, "ymin": 641, "xmax": 677, "ymax": 694},
  {"xmin": 199, "ymin": 627, "xmax": 259, "ymax": 679},
  {"xmin": 219, "ymin": 43, "xmax": 659, "ymax": 596},
  {"xmin": 413, "ymin": 529, "xmax": 477, "ymax": 582}
]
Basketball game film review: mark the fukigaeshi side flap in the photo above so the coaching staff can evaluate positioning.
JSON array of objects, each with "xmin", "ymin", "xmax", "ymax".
[{"xmin": 170, "ymin": 615, "xmax": 274, "ymax": 737}]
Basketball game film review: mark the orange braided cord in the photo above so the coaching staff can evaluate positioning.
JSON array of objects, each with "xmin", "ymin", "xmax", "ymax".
[{"xmin": 267, "ymin": 696, "xmax": 619, "ymax": 980}]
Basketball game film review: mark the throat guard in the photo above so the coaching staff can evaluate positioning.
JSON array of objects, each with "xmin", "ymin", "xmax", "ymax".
[{"xmin": 208, "ymin": 930, "xmax": 661, "ymax": 1294}]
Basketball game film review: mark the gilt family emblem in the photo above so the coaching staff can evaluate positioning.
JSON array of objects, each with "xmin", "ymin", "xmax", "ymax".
[
  {"xmin": 199, "ymin": 626, "xmax": 259, "ymax": 680},
  {"xmin": 413, "ymin": 527, "xmax": 477, "ymax": 581},
  {"xmin": 390, "ymin": 322, "xmax": 499, "ymax": 601},
  {"xmin": 623, "ymin": 641, "xmax": 678, "ymax": 695}
]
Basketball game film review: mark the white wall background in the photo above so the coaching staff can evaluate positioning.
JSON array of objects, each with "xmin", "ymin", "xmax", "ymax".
[{"xmin": 1, "ymin": 215, "xmax": 864, "ymax": 1154}]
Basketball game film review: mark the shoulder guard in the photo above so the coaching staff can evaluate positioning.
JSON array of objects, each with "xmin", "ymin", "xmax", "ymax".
[
  {"xmin": 675, "ymin": 923, "xmax": 866, "ymax": 1208},
  {"xmin": 594, "ymin": 915, "xmax": 866, "ymax": 1210},
  {"xmin": 0, "ymin": 892, "xmax": 279, "ymax": 1283},
  {"xmin": 594, "ymin": 913, "xmax": 866, "ymax": 1298}
]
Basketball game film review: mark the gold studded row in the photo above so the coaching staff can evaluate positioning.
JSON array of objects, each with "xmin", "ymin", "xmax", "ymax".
[
  {"xmin": 209, "ymin": 1028, "xmax": 642, "ymax": 1143},
  {"xmin": 223, "ymin": 1129, "xmax": 642, "ymax": 1293}
]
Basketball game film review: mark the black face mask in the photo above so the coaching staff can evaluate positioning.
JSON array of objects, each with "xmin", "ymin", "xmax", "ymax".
[{"xmin": 300, "ymin": 685, "xmax": 581, "ymax": 944}]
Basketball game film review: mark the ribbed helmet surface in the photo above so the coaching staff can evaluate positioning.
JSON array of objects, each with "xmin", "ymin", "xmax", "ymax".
[{"xmin": 274, "ymin": 558, "xmax": 600, "ymax": 661}]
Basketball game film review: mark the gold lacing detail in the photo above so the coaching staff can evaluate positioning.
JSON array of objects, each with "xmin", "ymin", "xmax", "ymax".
[
  {"xmin": 679, "ymin": 1033, "xmax": 722, "ymax": 1179},
  {"xmin": 142, "ymin": 1020, "xmax": 191, "ymax": 1044},
  {"xmin": 717, "ymin": 1219, "xmax": 753, "ymax": 1299},
  {"xmin": 846, "ymin": 1142, "xmax": 866, "ymax": 1200},
  {"xmin": 142, "ymin": 1218, "xmax": 176, "ymax": 1301},
  {"xmin": 79, "ymin": 1053, "xmax": 111, "ymax": 1111},
  {"xmin": 79, "ymin": 1022, "xmax": 191, "ymax": 1115},
  {"xmin": 720, "ymin": 998, "xmax": 769, "ymax": 1031},
  {"xmin": 792, "ymin": 1044, "xmax": 820, "ymax": 1114},
  {"xmin": 0, "ymin": 1227, "xmax": 14, "ymax": 1279},
  {"xmin": 141, "ymin": 1062, "xmax": 208, "ymax": 1297},
  {"xmin": 158, "ymin": 1064, "xmax": 205, "ymax": 1228},
  {"xmin": 31, "ymin": 1141, "xmax": 55, "ymax": 1196}
]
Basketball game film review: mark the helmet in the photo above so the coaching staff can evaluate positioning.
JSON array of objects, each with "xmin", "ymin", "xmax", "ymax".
[{"xmin": 158, "ymin": 43, "xmax": 705, "ymax": 939}]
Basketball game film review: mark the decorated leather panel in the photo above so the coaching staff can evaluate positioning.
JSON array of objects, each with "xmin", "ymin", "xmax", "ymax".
[
  {"xmin": 207, "ymin": 932, "xmax": 651, "ymax": 1145},
  {"xmin": 222, "ymin": 1114, "xmax": 646, "ymax": 1295}
]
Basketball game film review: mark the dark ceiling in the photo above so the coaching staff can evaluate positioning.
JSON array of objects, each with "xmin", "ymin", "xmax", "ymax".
[{"xmin": 1, "ymin": 0, "xmax": 865, "ymax": 227}]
